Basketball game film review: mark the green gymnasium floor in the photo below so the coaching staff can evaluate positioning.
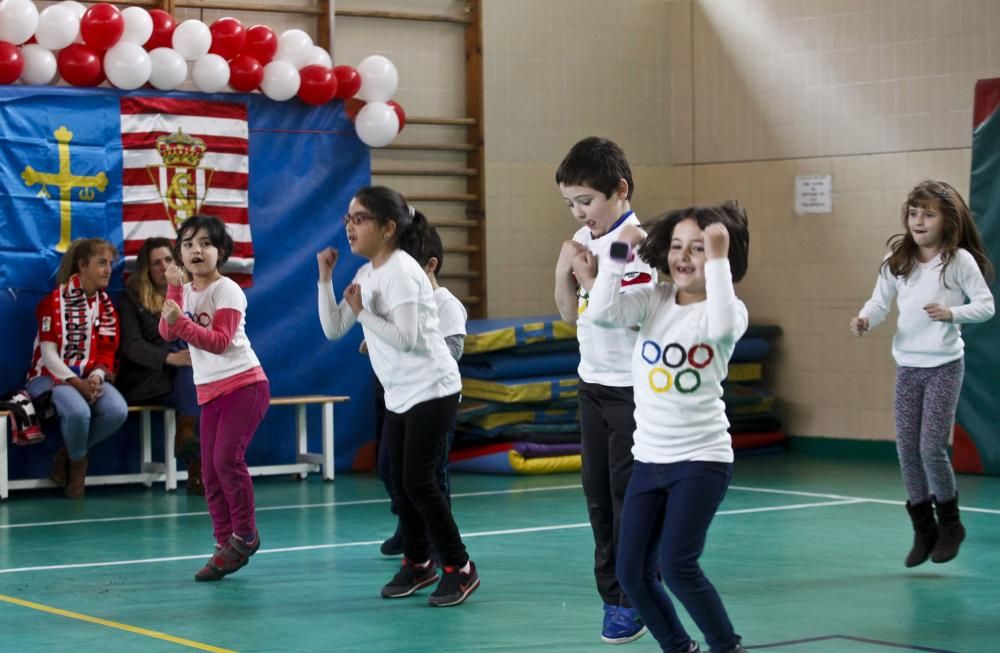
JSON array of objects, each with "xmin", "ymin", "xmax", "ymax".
[{"xmin": 1, "ymin": 451, "xmax": 997, "ymax": 653}]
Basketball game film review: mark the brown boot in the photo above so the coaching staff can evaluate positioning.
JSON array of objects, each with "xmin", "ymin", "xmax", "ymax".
[
  {"xmin": 175, "ymin": 415, "xmax": 200, "ymax": 460},
  {"xmin": 186, "ymin": 458, "xmax": 205, "ymax": 496},
  {"xmin": 49, "ymin": 447, "xmax": 70, "ymax": 488},
  {"xmin": 65, "ymin": 455, "xmax": 88, "ymax": 499}
]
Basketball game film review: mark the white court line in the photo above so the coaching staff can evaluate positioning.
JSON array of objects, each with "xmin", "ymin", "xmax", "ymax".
[
  {"xmin": 729, "ymin": 485, "xmax": 1000, "ymax": 515},
  {"xmin": 0, "ymin": 498, "xmax": 862, "ymax": 575},
  {"xmin": 4, "ymin": 482, "xmax": 1000, "ymax": 530},
  {"xmin": 0, "ymin": 484, "xmax": 585, "ymax": 530}
]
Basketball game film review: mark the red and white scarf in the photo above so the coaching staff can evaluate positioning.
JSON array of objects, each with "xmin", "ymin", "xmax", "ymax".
[{"xmin": 30, "ymin": 274, "xmax": 119, "ymax": 381}]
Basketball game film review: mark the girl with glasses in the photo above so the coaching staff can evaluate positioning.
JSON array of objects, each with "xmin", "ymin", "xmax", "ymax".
[{"xmin": 317, "ymin": 185, "xmax": 479, "ymax": 607}]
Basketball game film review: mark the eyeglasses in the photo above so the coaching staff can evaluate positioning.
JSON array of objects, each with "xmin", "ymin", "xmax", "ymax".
[{"xmin": 343, "ymin": 211, "xmax": 376, "ymax": 226}]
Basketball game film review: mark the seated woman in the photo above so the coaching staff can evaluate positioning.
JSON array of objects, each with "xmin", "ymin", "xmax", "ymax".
[
  {"xmin": 117, "ymin": 237, "xmax": 203, "ymax": 495},
  {"xmin": 26, "ymin": 238, "xmax": 129, "ymax": 499}
]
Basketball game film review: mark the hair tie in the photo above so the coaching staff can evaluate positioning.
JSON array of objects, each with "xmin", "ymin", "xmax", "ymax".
[{"xmin": 407, "ymin": 204, "xmax": 415, "ymax": 218}]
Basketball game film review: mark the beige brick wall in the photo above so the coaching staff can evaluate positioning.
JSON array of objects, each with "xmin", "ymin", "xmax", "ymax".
[{"xmin": 241, "ymin": 1, "xmax": 993, "ymax": 442}]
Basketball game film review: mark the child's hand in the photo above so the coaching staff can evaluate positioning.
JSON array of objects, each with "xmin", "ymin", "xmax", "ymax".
[
  {"xmin": 162, "ymin": 299, "xmax": 182, "ymax": 325},
  {"xmin": 165, "ymin": 263, "xmax": 185, "ymax": 287},
  {"xmin": 317, "ymin": 247, "xmax": 339, "ymax": 282},
  {"xmin": 557, "ymin": 240, "xmax": 586, "ymax": 273},
  {"xmin": 703, "ymin": 223, "xmax": 730, "ymax": 260},
  {"xmin": 849, "ymin": 316, "xmax": 869, "ymax": 336},
  {"xmin": 618, "ymin": 224, "xmax": 646, "ymax": 248},
  {"xmin": 571, "ymin": 250, "xmax": 598, "ymax": 288},
  {"xmin": 924, "ymin": 303, "xmax": 953, "ymax": 322},
  {"xmin": 344, "ymin": 282, "xmax": 363, "ymax": 315}
]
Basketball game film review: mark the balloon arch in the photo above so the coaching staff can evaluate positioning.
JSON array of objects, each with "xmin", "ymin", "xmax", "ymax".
[{"xmin": 0, "ymin": 0, "xmax": 405, "ymax": 146}]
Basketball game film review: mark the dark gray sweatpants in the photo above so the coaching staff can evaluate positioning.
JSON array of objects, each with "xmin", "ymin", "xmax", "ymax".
[{"xmin": 893, "ymin": 358, "xmax": 964, "ymax": 503}]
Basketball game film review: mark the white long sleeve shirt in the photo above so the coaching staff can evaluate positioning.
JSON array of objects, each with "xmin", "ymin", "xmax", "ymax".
[
  {"xmin": 317, "ymin": 249, "xmax": 462, "ymax": 413},
  {"xmin": 573, "ymin": 214, "xmax": 656, "ymax": 386},
  {"xmin": 859, "ymin": 248, "xmax": 995, "ymax": 368},
  {"xmin": 588, "ymin": 258, "xmax": 748, "ymax": 464}
]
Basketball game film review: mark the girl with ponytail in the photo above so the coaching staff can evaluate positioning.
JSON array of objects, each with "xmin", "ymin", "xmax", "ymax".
[{"xmin": 317, "ymin": 186, "xmax": 480, "ymax": 607}]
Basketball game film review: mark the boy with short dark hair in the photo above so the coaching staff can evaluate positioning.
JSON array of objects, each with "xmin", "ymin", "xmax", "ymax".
[{"xmin": 554, "ymin": 137, "xmax": 655, "ymax": 645}]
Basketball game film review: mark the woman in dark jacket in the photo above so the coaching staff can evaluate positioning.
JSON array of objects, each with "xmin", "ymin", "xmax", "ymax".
[{"xmin": 118, "ymin": 237, "xmax": 203, "ymax": 494}]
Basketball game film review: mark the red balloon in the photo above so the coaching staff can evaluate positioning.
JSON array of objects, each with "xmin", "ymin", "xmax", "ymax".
[
  {"xmin": 229, "ymin": 55, "xmax": 263, "ymax": 93},
  {"xmin": 343, "ymin": 98, "xmax": 365, "ymax": 121},
  {"xmin": 243, "ymin": 25, "xmax": 277, "ymax": 65},
  {"xmin": 80, "ymin": 3, "xmax": 124, "ymax": 51},
  {"xmin": 298, "ymin": 65, "xmax": 338, "ymax": 106},
  {"xmin": 0, "ymin": 41, "xmax": 24, "ymax": 85},
  {"xmin": 209, "ymin": 17, "xmax": 245, "ymax": 61},
  {"xmin": 387, "ymin": 100, "xmax": 407, "ymax": 132},
  {"xmin": 57, "ymin": 44, "xmax": 105, "ymax": 87},
  {"xmin": 145, "ymin": 10, "xmax": 176, "ymax": 51},
  {"xmin": 332, "ymin": 65, "xmax": 361, "ymax": 99}
]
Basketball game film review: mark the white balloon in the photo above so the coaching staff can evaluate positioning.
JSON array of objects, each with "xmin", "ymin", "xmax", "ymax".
[
  {"xmin": 260, "ymin": 60, "xmax": 300, "ymax": 101},
  {"xmin": 172, "ymin": 19, "xmax": 211, "ymax": 61},
  {"xmin": 121, "ymin": 7, "xmax": 153, "ymax": 46},
  {"xmin": 274, "ymin": 28, "xmax": 313, "ymax": 69},
  {"xmin": 35, "ymin": 4, "xmax": 79, "ymax": 50},
  {"xmin": 104, "ymin": 42, "xmax": 152, "ymax": 90},
  {"xmin": 0, "ymin": 0, "xmax": 40, "ymax": 45},
  {"xmin": 148, "ymin": 47, "xmax": 188, "ymax": 91},
  {"xmin": 355, "ymin": 101, "xmax": 400, "ymax": 148},
  {"xmin": 58, "ymin": 0, "xmax": 86, "ymax": 20},
  {"xmin": 19, "ymin": 44, "xmax": 57, "ymax": 85},
  {"xmin": 356, "ymin": 55, "xmax": 399, "ymax": 103},
  {"xmin": 302, "ymin": 46, "xmax": 332, "ymax": 69},
  {"xmin": 192, "ymin": 53, "xmax": 230, "ymax": 93}
]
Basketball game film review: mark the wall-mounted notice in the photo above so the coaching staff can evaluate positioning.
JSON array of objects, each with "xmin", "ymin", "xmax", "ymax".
[{"xmin": 795, "ymin": 175, "xmax": 832, "ymax": 214}]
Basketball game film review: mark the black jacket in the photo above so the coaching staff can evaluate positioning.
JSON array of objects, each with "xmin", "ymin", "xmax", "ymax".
[{"xmin": 116, "ymin": 287, "xmax": 174, "ymax": 403}]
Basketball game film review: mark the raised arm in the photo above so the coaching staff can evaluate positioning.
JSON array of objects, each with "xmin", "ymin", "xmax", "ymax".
[
  {"xmin": 703, "ymin": 223, "xmax": 747, "ymax": 343},
  {"xmin": 316, "ymin": 247, "xmax": 358, "ymax": 340},
  {"xmin": 555, "ymin": 240, "xmax": 586, "ymax": 324},
  {"xmin": 317, "ymin": 280, "xmax": 358, "ymax": 340}
]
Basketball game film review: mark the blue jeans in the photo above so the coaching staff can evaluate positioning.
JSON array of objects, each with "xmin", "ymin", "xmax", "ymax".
[
  {"xmin": 27, "ymin": 375, "xmax": 129, "ymax": 461},
  {"xmin": 616, "ymin": 460, "xmax": 740, "ymax": 653}
]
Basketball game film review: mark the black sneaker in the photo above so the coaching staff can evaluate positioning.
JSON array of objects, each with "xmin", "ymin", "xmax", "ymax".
[
  {"xmin": 380, "ymin": 526, "xmax": 403, "ymax": 557},
  {"xmin": 428, "ymin": 560, "xmax": 480, "ymax": 607},
  {"xmin": 381, "ymin": 558, "xmax": 439, "ymax": 598}
]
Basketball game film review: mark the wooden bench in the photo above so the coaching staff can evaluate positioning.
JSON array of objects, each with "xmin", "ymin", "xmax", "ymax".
[{"xmin": 0, "ymin": 394, "xmax": 349, "ymax": 500}]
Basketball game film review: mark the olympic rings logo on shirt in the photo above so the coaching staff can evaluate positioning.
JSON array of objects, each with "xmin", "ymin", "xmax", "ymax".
[
  {"xmin": 640, "ymin": 340, "xmax": 714, "ymax": 393},
  {"xmin": 185, "ymin": 311, "xmax": 212, "ymax": 327}
]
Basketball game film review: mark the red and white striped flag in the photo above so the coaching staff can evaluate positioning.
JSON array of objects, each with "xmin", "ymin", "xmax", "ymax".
[{"xmin": 119, "ymin": 97, "xmax": 253, "ymax": 286}]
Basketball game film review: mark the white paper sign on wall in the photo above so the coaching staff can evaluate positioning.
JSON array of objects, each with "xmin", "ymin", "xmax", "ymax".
[{"xmin": 795, "ymin": 175, "xmax": 832, "ymax": 215}]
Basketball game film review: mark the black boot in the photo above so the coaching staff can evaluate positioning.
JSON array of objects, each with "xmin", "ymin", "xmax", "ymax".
[
  {"xmin": 931, "ymin": 495, "xmax": 965, "ymax": 563},
  {"xmin": 904, "ymin": 500, "xmax": 937, "ymax": 567}
]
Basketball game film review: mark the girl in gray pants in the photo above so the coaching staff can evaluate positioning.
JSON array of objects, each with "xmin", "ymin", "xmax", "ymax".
[{"xmin": 851, "ymin": 180, "xmax": 995, "ymax": 567}]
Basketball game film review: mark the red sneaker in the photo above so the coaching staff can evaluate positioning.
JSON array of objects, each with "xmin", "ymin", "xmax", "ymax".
[{"xmin": 194, "ymin": 531, "xmax": 261, "ymax": 582}]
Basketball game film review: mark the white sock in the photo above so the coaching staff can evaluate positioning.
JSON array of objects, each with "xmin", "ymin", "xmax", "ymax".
[
  {"xmin": 459, "ymin": 560, "xmax": 471, "ymax": 574},
  {"xmin": 415, "ymin": 559, "xmax": 432, "ymax": 569}
]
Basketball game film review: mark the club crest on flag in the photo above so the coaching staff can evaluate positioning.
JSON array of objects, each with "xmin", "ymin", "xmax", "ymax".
[
  {"xmin": 148, "ymin": 128, "xmax": 215, "ymax": 231},
  {"xmin": 121, "ymin": 97, "xmax": 253, "ymax": 286}
]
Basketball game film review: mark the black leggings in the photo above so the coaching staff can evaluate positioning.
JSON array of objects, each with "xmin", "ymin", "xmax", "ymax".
[{"xmin": 384, "ymin": 392, "xmax": 468, "ymax": 567}]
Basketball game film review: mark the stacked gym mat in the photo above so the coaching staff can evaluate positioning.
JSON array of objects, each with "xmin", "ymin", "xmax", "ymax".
[
  {"xmin": 452, "ymin": 316, "xmax": 582, "ymax": 474},
  {"xmin": 451, "ymin": 317, "xmax": 785, "ymax": 474},
  {"xmin": 725, "ymin": 324, "xmax": 787, "ymax": 454}
]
